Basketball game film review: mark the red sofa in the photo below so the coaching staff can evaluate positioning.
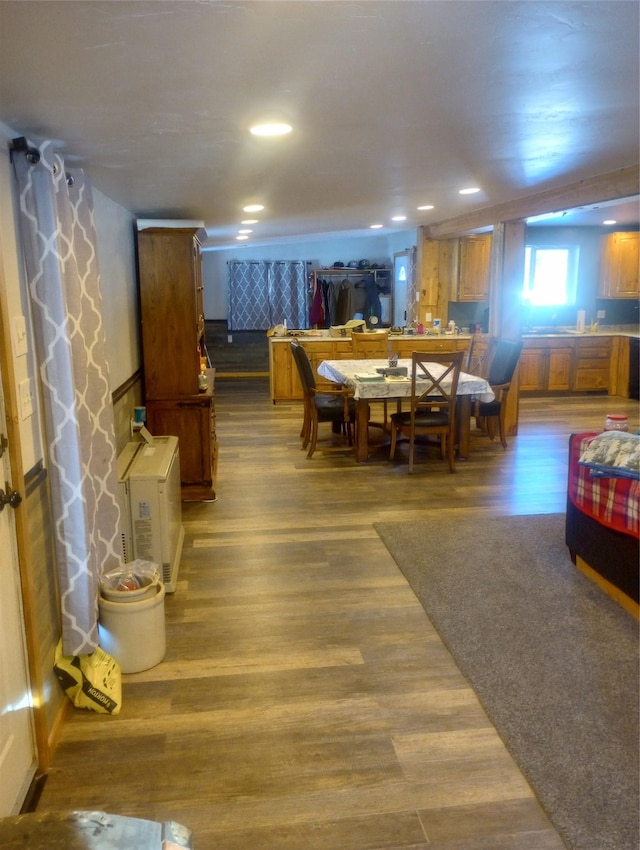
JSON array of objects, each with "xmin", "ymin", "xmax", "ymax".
[{"xmin": 566, "ymin": 432, "xmax": 639, "ymax": 611}]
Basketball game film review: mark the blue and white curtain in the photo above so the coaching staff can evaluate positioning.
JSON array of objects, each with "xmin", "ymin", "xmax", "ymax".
[
  {"xmin": 228, "ymin": 260, "xmax": 308, "ymax": 330},
  {"xmin": 13, "ymin": 139, "xmax": 122, "ymax": 656}
]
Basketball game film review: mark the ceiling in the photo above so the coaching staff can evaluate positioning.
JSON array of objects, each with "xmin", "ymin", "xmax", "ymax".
[{"xmin": 1, "ymin": 1, "xmax": 638, "ymax": 249}]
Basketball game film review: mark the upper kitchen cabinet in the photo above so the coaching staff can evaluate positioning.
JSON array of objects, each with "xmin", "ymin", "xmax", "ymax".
[
  {"xmin": 136, "ymin": 227, "xmax": 206, "ymax": 397},
  {"xmin": 599, "ymin": 231, "xmax": 639, "ymax": 298},
  {"xmin": 455, "ymin": 234, "xmax": 492, "ymax": 301}
]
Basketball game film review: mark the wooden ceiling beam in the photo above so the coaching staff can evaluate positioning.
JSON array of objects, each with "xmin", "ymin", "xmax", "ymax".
[{"xmin": 425, "ymin": 165, "xmax": 640, "ymax": 239}]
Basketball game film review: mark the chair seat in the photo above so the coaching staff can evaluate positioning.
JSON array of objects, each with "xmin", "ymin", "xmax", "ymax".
[
  {"xmin": 391, "ymin": 409, "xmax": 450, "ymax": 427},
  {"xmin": 315, "ymin": 393, "xmax": 356, "ymax": 420},
  {"xmin": 477, "ymin": 399, "xmax": 501, "ymax": 416}
]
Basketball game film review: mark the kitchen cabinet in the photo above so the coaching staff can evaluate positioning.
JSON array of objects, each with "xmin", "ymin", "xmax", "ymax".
[
  {"xmin": 137, "ymin": 227, "xmax": 207, "ymax": 397},
  {"xmin": 573, "ymin": 337, "xmax": 613, "ymax": 391},
  {"xmin": 391, "ymin": 336, "xmax": 469, "ymax": 359},
  {"xmin": 599, "ymin": 231, "xmax": 639, "ymax": 298},
  {"xmin": 520, "ymin": 336, "xmax": 615, "ymax": 393},
  {"xmin": 270, "ymin": 337, "xmax": 353, "ymax": 401},
  {"xmin": 455, "ymin": 235, "xmax": 491, "ymax": 301},
  {"xmin": 519, "ymin": 340, "xmax": 573, "ymax": 392},
  {"xmin": 136, "ymin": 226, "xmax": 217, "ymax": 499},
  {"xmin": 145, "ymin": 380, "xmax": 217, "ymax": 501},
  {"xmin": 269, "ymin": 334, "xmax": 470, "ymax": 402}
]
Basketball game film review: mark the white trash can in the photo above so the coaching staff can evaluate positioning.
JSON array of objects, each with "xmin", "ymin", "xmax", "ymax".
[{"xmin": 98, "ymin": 582, "xmax": 166, "ymax": 673}]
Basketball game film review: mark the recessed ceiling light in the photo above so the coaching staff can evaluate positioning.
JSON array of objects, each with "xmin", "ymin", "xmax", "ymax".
[
  {"xmin": 370, "ymin": 224, "xmax": 384, "ymax": 229},
  {"xmin": 417, "ymin": 204, "xmax": 434, "ymax": 211},
  {"xmin": 459, "ymin": 187, "xmax": 481, "ymax": 195},
  {"xmin": 250, "ymin": 122, "xmax": 292, "ymax": 137},
  {"xmin": 243, "ymin": 204, "xmax": 264, "ymax": 213},
  {"xmin": 391, "ymin": 215, "xmax": 407, "ymax": 222},
  {"xmin": 241, "ymin": 219, "xmax": 259, "ymax": 225},
  {"xmin": 238, "ymin": 229, "xmax": 253, "ymax": 234},
  {"xmin": 603, "ymin": 219, "xmax": 617, "ymax": 225},
  {"xmin": 236, "ymin": 235, "xmax": 249, "ymax": 241}
]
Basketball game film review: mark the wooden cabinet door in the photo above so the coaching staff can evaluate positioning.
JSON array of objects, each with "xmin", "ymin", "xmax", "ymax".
[
  {"xmin": 146, "ymin": 397, "xmax": 214, "ymax": 497},
  {"xmin": 600, "ymin": 232, "xmax": 640, "ymax": 298},
  {"xmin": 573, "ymin": 338, "xmax": 612, "ymax": 391},
  {"xmin": 333, "ymin": 341, "xmax": 353, "ymax": 360},
  {"xmin": 547, "ymin": 348, "xmax": 572, "ymax": 391},
  {"xmin": 519, "ymin": 349, "xmax": 546, "ymax": 391},
  {"xmin": 394, "ymin": 337, "xmax": 463, "ymax": 358},
  {"xmin": 270, "ymin": 343, "xmax": 295, "ymax": 401},
  {"xmin": 302, "ymin": 341, "xmax": 335, "ymax": 392},
  {"xmin": 137, "ymin": 228, "xmax": 204, "ymax": 397},
  {"xmin": 458, "ymin": 235, "xmax": 491, "ymax": 301}
]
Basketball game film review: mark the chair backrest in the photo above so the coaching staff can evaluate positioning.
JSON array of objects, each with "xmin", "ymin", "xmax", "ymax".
[
  {"xmin": 351, "ymin": 331, "xmax": 390, "ymax": 359},
  {"xmin": 487, "ymin": 339, "xmax": 523, "ymax": 387},
  {"xmin": 290, "ymin": 341, "xmax": 316, "ymax": 395},
  {"xmin": 411, "ymin": 350, "xmax": 465, "ymax": 411},
  {"xmin": 464, "ymin": 333, "xmax": 496, "ymax": 377}
]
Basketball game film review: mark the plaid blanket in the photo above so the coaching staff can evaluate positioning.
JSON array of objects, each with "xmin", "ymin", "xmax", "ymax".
[{"xmin": 568, "ymin": 432, "xmax": 639, "ymax": 538}]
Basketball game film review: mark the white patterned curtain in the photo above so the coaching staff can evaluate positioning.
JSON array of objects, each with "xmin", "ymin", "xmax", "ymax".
[
  {"xmin": 228, "ymin": 260, "xmax": 308, "ymax": 330},
  {"xmin": 13, "ymin": 139, "xmax": 122, "ymax": 656}
]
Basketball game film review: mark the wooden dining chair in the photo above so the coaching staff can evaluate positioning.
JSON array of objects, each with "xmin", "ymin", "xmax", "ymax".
[
  {"xmin": 351, "ymin": 331, "xmax": 393, "ymax": 426},
  {"xmin": 351, "ymin": 331, "xmax": 390, "ymax": 359},
  {"xmin": 290, "ymin": 341, "xmax": 356, "ymax": 458},
  {"xmin": 389, "ymin": 350, "xmax": 464, "ymax": 473},
  {"xmin": 473, "ymin": 339, "xmax": 523, "ymax": 449},
  {"xmin": 464, "ymin": 333, "xmax": 496, "ymax": 377}
]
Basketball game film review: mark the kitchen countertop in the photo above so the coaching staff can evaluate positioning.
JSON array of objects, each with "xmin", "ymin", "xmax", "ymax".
[
  {"xmin": 271, "ymin": 329, "xmax": 639, "ymax": 341},
  {"xmin": 522, "ymin": 329, "xmax": 639, "ymax": 339},
  {"xmin": 272, "ymin": 330, "xmax": 473, "ymax": 340}
]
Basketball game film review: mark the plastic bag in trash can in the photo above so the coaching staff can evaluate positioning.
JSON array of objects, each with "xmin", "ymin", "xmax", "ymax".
[{"xmin": 100, "ymin": 559, "xmax": 160, "ymax": 593}]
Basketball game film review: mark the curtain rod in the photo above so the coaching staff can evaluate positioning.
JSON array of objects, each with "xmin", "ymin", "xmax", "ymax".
[{"xmin": 10, "ymin": 136, "xmax": 41, "ymax": 164}]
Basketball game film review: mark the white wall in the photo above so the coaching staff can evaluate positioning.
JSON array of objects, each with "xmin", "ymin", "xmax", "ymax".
[
  {"xmin": 0, "ymin": 124, "xmax": 42, "ymax": 471},
  {"xmin": 202, "ymin": 230, "xmax": 416, "ymax": 320},
  {"xmin": 92, "ymin": 191, "xmax": 139, "ymax": 389}
]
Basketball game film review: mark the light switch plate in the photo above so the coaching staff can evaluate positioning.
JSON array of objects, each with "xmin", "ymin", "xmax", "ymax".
[
  {"xmin": 19, "ymin": 378, "xmax": 34, "ymax": 420},
  {"xmin": 596, "ymin": 310, "xmax": 605, "ymax": 319},
  {"xmin": 12, "ymin": 315, "xmax": 28, "ymax": 357}
]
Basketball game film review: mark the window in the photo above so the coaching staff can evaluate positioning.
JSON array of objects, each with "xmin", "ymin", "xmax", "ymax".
[{"xmin": 522, "ymin": 245, "xmax": 579, "ymax": 306}]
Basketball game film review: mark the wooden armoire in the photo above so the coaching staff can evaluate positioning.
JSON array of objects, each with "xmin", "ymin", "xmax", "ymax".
[{"xmin": 136, "ymin": 226, "xmax": 217, "ymax": 501}]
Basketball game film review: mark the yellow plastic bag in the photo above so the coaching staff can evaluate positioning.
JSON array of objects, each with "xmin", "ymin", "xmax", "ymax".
[{"xmin": 54, "ymin": 640, "xmax": 122, "ymax": 715}]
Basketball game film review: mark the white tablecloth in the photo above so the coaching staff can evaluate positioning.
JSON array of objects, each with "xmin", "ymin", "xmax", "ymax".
[{"xmin": 317, "ymin": 358, "xmax": 495, "ymax": 402}]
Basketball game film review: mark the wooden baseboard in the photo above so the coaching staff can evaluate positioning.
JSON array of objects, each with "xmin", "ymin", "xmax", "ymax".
[
  {"xmin": 49, "ymin": 695, "xmax": 70, "ymax": 752},
  {"xmin": 39, "ymin": 694, "xmax": 70, "ymax": 771},
  {"xmin": 576, "ymin": 555, "xmax": 639, "ymax": 620}
]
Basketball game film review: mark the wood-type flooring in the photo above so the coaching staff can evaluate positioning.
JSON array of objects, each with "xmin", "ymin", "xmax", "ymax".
[{"xmin": 37, "ymin": 383, "xmax": 639, "ymax": 849}]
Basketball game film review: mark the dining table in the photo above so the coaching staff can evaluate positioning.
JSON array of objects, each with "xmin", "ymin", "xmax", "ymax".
[{"xmin": 317, "ymin": 358, "xmax": 495, "ymax": 462}]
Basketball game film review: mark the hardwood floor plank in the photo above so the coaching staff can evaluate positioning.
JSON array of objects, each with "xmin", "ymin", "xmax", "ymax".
[{"xmin": 35, "ymin": 383, "xmax": 638, "ymax": 848}]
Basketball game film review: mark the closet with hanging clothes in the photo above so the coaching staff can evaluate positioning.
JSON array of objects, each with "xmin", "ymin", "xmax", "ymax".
[{"xmin": 310, "ymin": 266, "xmax": 391, "ymax": 328}]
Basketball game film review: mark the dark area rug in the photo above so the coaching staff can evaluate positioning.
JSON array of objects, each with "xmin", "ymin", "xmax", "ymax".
[{"xmin": 374, "ymin": 513, "xmax": 639, "ymax": 850}]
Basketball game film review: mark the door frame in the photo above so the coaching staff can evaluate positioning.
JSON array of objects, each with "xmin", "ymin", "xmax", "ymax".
[
  {"xmin": 0, "ymin": 236, "xmax": 51, "ymax": 776},
  {"xmin": 393, "ymin": 250, "xmax": 411, "ymax": 327}
]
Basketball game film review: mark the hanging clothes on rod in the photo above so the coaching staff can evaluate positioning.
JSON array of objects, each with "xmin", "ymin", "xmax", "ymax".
[{"xmin": 309, "ymin": 267, "xmax": 390, "ymax": 328}]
